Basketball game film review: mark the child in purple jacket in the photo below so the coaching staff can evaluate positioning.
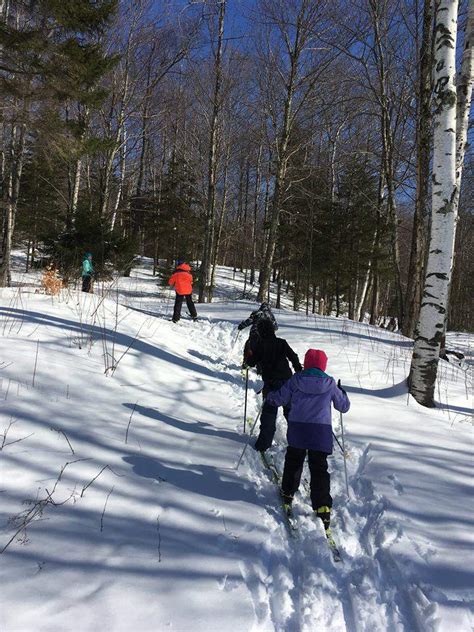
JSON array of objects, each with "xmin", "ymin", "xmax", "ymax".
[{"xmin": 266, "ymin": 348, "xmax": 350, "ymax": 537}]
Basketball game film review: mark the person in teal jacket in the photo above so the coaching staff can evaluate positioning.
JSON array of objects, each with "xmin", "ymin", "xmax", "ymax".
[{"xmin": 81, "ymin": 252, "xmax": 94, "ymax": 293}]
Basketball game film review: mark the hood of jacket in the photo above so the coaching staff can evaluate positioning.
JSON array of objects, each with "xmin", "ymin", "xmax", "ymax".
[
  {"xmin": 176, "ymin": 263, "xmax": 191, "ymax": 272},
  {"xmin": 293, "ymin": 370, "xmax": 334, "ymax": 395}
]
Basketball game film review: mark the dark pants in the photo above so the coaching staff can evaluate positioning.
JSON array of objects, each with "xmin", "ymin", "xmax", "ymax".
[
  {"xmin": 281, "ymin": 446, "xmax": 332, "ymax": 511},
  {"xmin": 173, "ymin": 293, "xmax": 197, "ymax": 322},
  {"xmin": 254, "ymin": 380, "xmax": 289, "ymax": 452},
  {"xmin": 82, "ymin": 275, "xmax": 92, "ymax": 293}
]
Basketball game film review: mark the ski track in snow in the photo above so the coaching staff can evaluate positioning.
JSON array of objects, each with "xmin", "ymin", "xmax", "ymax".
[
  {"xmin": 189, "ymin": 313, "xmax": 472, "ymax": 632},
  {"xmin": 176, "ymin": 315, "xmax": 436, "ymax": 632}
]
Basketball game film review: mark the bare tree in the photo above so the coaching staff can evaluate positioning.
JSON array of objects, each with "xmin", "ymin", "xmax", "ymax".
[
  {"xmin": 199, "ymin": 0, "xmax": 226, "ymax": 303},
  {"xmin": 257, "ymin": 0, "xmax": 337, "ymax": 301}
]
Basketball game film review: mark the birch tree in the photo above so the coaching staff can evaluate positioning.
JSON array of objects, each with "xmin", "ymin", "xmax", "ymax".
[{"xmin": 409, "ymin": 0, "xmax": 471, "ymax": 407}]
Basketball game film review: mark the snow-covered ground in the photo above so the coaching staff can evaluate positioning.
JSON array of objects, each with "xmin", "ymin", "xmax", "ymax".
[{"xmin": 1, "ymin": 257, "xmax": 472, "ymax": 632}]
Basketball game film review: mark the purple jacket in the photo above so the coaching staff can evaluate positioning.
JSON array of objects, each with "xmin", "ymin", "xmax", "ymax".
[{"xmin": 266, "ymin": 369, "xmax": 350, "ymax": 453}]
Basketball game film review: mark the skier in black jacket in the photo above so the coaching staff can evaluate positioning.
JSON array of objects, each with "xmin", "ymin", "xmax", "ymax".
[
  {"xmin": 238, "ymin": 302, "xmax": 278, "ymax": 368},
  {"xmin": 247, "ymin": 319, "xmax": 302, "ymax": 452}
]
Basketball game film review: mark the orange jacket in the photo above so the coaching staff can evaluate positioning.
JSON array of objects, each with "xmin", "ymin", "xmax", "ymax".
[{"xmin": 169, "ymin": 263, "xmax": 193, "ymax": 295}]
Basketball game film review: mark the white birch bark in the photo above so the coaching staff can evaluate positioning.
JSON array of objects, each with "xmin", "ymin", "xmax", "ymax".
[
  {"xmin": 110, "ymin": 126, "xmax": 127, "ymax": 231},
  {"xmin": 71, "ymin": 157, "xmax": 82, "ymax": 220},
  {"xmin": 409, "ymin": 0, "xmax": 459, "ymax": 406}
]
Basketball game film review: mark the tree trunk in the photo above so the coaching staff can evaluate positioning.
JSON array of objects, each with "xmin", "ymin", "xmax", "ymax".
[
  {"xmin": 250, "ymin": 144, "xmax": 262, "ymax": 286},
  {"xmin": 444, "ymin": 0, "xmax": 474, "ymax": 329},
  {"xmin": 210, "ymin": 146, "xmax": 230, "ymax": 293},
  {"xmin": 404, "ymin": 0, "xmax": 434, "ymax": 338},
  {"xmin": 371, "ymin": 0, "xmax": 405, "ymax": 329},
  {"xmin": 257, "ymin": 8, "xmax": 302, "ymax": 301},
  {"xmin": 199, "ymin": 0, "xmax": 226, "ymax": 304},
  {"xmin": 0, "ymin": 119, "xmax": 26, "ymax": 287},
  {"xmin": 409, "ymin": 0, "xmax": 459, "ymax": 407},
  {"xmin": 111, "ymin": 126, "xmax": 127, "ymax": 231}
]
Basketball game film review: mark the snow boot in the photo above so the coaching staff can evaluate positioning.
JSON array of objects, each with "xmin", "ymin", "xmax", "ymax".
[
  {"xmin": 281, "ymin": 491, "xmax": 293, "ymax": 515},
  {"xmin": 316, "ymin": 505, "xmax": 336, "ymax": 542},
  {"xmin": 316, "ymin": 505, "xmax": 331, "ymax": 530}
]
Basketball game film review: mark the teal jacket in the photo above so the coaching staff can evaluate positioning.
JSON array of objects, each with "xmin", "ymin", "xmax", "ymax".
[{"xmin": 82, "ymin": 259, "xmax": 94, "ymax": 277}]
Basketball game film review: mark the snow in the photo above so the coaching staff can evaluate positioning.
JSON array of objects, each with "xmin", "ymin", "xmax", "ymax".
[{"xmin": 1, "ymin": 256, "xmax": 473, "ymax": 632}]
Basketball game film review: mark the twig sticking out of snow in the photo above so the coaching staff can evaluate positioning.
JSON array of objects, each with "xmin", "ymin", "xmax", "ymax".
[
  {"xmin": 1, "ymin": 458, "xmax": 86, "ymax": 554},
  {"xmin": 80, "ymin": 464, "xmax": 124, "ymax": 498},
  {"xmin": 50, "ymin": 427, "xmax": 75, "ymax": 455},
  {"xmin": 156, "ymin": 514, "xmax": 162, "ymax": 563},
  {"xmin": 1, "ymin": 418, "xmax": 16, "ymax": 449},
  {"xmin": 125, "ymin": 401, "xmax": 138, "ymax": 444},
  {"xmin": 100, "ymin": 486, "xmax": 114, "ymax": 532},
  {"xmin": 0, "ymin": 418, "xmax": 34, "ymax": 451},
  {"xmin": 108, "ymin": 322, "xmax": 145, "ymax": 375},
  {"xmin": 32, "ymin": 340, "xmax": 39, "ymax": 387}
]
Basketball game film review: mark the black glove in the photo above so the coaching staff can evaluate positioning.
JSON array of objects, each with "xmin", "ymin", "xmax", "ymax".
[
  {"xmin": 337, "ymin": 379, "xmax": 347, "ymax": 395},
  {"xmin": 237, "ymin": 323, "xmax": 245, "ymax": 331}
]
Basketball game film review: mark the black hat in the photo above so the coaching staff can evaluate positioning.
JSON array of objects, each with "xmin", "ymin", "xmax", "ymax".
[{"xmin": 257, "ymin": 319, "xmax": 275, "ymax": 339}]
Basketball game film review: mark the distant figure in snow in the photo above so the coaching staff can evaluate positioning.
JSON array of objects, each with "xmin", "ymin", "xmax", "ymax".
[
  {"xmin": 81, "ymin": 252, "xmax": 94, "ymax": 293},
  {"xmin": 238, "ymin": 302, "xmax": 278, "ymax": 367},
  {"xmin": 266, "ymin": 349, "xmax": 350, "ymax": 538},
  {"xmin": 168, "ymin": 260, "xmax": 198, "ymax": 323},
  {"xmin": 246, "ymin": 319, "xmax": 302, "ymax": 452}
]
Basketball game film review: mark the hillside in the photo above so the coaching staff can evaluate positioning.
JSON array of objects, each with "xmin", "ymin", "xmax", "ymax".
[{"xmin": 0, "ymin": 261, "xmax": 472, "ymax": 632}]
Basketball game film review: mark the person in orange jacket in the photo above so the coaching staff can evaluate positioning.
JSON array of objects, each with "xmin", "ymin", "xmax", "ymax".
[{"xmin": 168, "ymin": 260, "xmax": 198, "ymax": 323}]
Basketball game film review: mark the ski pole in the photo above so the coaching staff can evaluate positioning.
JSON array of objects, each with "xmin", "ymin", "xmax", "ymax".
[
  {"xmin": 340, "ymin": 409, "xmax": 350, "ymax": 498},
  {"xmin": 231, "ymin": 329, "xmax": 240, "ymax": 349},
  {"xmin": 243, "ymin": 367, "xmax": 249, "ymax": 433},
  {"xmin": 226, "ymin": 329, "xmax": 240, "ymax": 363},
  {"xmin": 235, "ymin": 405, "xmax": 263, "ymax": 471},
  {"xmin": 332, "ymin": 431, "xmax": 345, "ymax": 455}
]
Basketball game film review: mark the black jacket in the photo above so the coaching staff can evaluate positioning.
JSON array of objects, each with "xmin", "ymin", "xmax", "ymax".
[
  {"xmin": 238, "ymin": 305, "xmax": 278, "ymax": 341},
  {"xmin": 247, "ymin": 335, "xmax": 302, "ymax": 383}
]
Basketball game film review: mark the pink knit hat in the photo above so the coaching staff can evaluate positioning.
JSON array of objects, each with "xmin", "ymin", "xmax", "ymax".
[{"xmin": 304, "ymin": 349, "xmax": 328, "ymax": 372}]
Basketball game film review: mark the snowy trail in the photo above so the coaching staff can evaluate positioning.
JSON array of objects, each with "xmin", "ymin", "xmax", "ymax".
[
  {"xmin": 1, "ymin": 268, "xmax": 473, "ymax": 631},
  {"xmin": 186, "ymin": 316, "xmax": 429, "ymax": 632}
]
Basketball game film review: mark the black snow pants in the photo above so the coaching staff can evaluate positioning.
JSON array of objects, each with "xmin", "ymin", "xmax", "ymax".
[
  {"xmin": 173, "ymin": 293, "xmax": 197, "ymax": 322},
  {"xmin": 82, "ymin": 275, "xmax": 92, "ymax": 293},
  {"xmin": 254, "ymin": 380, "xmax": 289, "ymax": 452},
  {"xmin": 281, "ymin": 446, "xmax": 332, "ymax": 511}
]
